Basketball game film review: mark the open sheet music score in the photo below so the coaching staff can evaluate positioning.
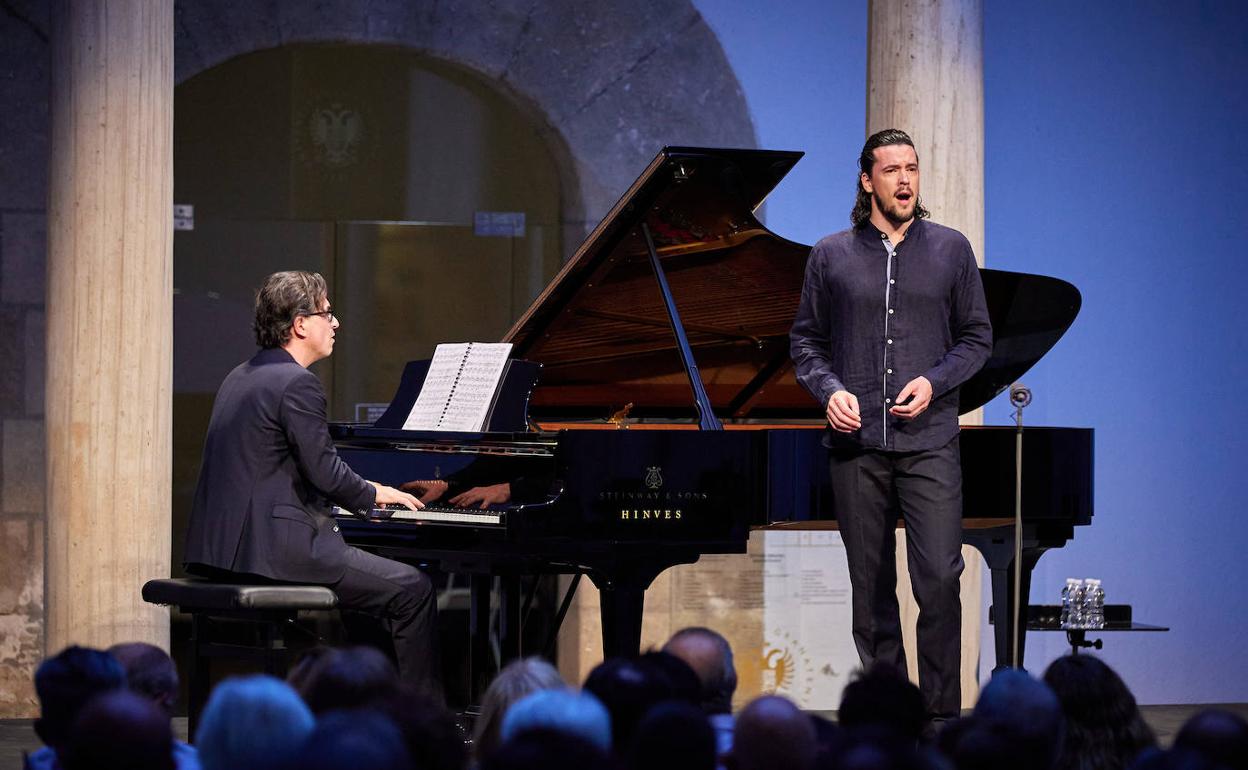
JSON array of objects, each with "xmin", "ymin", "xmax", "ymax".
[{"xmin": 401, "ymin": 342, "xmax": 513, "ymax": 432}]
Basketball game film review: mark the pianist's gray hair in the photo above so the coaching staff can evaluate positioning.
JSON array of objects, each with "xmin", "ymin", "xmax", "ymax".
[
  {"xmin": 851, "ymin": 128, "xmax": 931, "ymax": 230},
  {"xmin": 253, "ymin": 271, "xmax": 329, "ymax": 348}
]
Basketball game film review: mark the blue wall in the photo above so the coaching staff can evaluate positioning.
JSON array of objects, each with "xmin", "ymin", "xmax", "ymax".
[{"xmin": 696, "ymin": 0, "xmax": 1248, "ymax": 703}]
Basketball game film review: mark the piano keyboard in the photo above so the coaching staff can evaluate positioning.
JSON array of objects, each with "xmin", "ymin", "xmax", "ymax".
[{"xmin": 333, "ymin": 505, "xmax": 505, "ymax": 527}]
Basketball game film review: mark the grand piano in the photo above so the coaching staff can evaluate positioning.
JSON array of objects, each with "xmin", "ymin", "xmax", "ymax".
[{"xmin": 330, "ymin": 147, "xmax": 1091, "ymax": 687}]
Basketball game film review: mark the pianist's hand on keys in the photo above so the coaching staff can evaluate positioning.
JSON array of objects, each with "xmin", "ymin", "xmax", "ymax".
[{"xmin": 369, "ymin": 481, "xmax": 423, "ymax": 510}]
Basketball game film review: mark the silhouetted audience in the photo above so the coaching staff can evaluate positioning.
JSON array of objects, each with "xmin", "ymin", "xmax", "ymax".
[
  {"xmin": 663, "ymin": 627, "xmax": 738, "ymax": 715},
  {"xmin": 1044, "ymin": 655, "xmax": 1156, "ymax": 770},
  {"xmin": 25, "ymin": 625, "xmax": 1208, "ymax": 770},
  {"xmin": 194, "ymin": 675, "xmax": 314, "ymax": 770},
  {"xmin": 292, "ymin": 644, "xmax": 401, "ymax": 715},
  {"xmin": 481, "ymin": 727, "xmax": 613, "ymax": 770},
  {"xmin": 292, "ymin": 708, "xmax": 411, "ymax": 770},
  {"xmin": 950, "ymin": 668, "xmax": 1063, "ymax": 770},
  {"xmin": 26, "ymin": 645, "xmax": 128, "ymax": 770},
  {"xmin": 500, "ymin": 688, "xmax": 613, "ymax": 753},
  {"xmin": 1172, "ymin": 709, "xmax": 1248, "ymax": 770},
  {"xmin": 108, "ymin": 642, "xmax": 200, "ymax": 770},
  {"xmin": 584, "ymin": 657, "xmax": 684, "ymax": 751},
  {"xmin": 639, "ymin": 650, "xmax": 702, "ymax": 704},
  {"xmin": 824, "ymin": 726, "xmax": 943, "ymax": 770},
  {"xmin": 472, "ymin": 656, "xmax": 567, "ymax": 761},
  {"xmin": 626, "ymin": 700, "xmax": 717, "ymax": 770},
  {"xmin": 663, "ymin": 627, "xmax": 739, "ymax": 760},
  {"xmin": 1129, "ymin": 747, "xmax": 1222, "ymax": 770},
  {"xmin": 372, "ymin": 687, "xmax": 469, "ymax": 770},
  {"xmin": 726, "ymin": 695, "xmax": 816, "ymax": 770},
  {"xmin": 59, "ymin": 690, "xmax": 175, "ymax": 770},
  {"xmin": 837, "ymin": 663, "xmax": 926, "ymax": 743}
]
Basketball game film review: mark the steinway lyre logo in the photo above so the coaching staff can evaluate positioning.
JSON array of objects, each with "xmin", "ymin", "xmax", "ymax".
[{"xmin": 644, "ymin": 466, "xmax": 664, "ymax": 490}]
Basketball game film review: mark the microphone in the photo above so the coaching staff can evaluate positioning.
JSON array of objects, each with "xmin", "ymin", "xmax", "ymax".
[{"xmin": 1009, "ymin": 382, "xmax": 1032, "ymax": 409}]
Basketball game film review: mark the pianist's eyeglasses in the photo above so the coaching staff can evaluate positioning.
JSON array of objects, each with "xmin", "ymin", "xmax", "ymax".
[{"xmin": 302, "ymin": 310, "xmax": 338, "ymax": 324}]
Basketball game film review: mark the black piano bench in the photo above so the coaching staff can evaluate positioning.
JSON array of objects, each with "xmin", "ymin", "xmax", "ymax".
[{"xmin": 141, "ymin": 578, "xmax": 338, "ymax": 732}]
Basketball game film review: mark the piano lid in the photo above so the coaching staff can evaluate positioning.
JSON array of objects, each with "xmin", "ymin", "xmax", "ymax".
[
  {"xmin": 504, "ymin": 146, "xmax": 1082, "ymax": 422},
  {"xmin": 504, "ymin": 147, "xmax": 813, "ymax": 420},
  {"xmin": 958, "ymin": 269, "xmax": 1082, "ymax": 413}
]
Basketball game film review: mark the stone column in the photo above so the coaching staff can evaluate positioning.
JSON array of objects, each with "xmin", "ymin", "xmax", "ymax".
[
  {"xmin": 45, "ymin": 0, "xmax": 172, "ymax": 652},
  {"xmin": 867, "ymin": 0, "xmax": 985, "ymax": 704},
  {"xmin": 867, "ymin": 0, "xmax": 984, "ymax": 263}
]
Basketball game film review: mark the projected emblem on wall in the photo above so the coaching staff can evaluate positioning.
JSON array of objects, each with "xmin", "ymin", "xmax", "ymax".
[{"xmin": 303, "ymin": 102, "xmax": 364, "ymax": 168}]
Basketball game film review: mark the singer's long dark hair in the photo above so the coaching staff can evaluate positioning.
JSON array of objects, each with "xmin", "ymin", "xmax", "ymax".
[{"xmin": 851, "ymin": 128, "xmax": 931, "ymax": 229}]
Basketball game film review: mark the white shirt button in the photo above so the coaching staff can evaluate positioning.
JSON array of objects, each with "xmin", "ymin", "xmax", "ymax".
[
  {"xmin": 888, "ymin": 309, "xmax": 894, "ymax": 314},
  {"xmin": 890, "ymin": 279, "xmax": 896, "ymax": 285},
  {"xmin": 887, "ymin": 339, "xmax": 893, "ymax": 344},
  {"xmin": 887, "ymin": 368, "xmax": 893, "ymax": 374},
  {"xmin": 885, "ymin": 398, "xmax": 892, "ymax": 404}
]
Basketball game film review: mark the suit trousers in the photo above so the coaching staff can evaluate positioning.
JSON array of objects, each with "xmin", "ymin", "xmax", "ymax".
[
  {"xmin": 329, "ymin": 546, "xmax": 439, "ymax": 697},
  {"xmin": 829, "ymin": 435, "xmax": 963, "ymax": 718},
  {"xmin": 190, "ymin": 546, "xmax": 438, "ymax": 697}
]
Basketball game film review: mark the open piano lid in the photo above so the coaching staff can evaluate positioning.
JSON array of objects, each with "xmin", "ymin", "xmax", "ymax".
[
  {"xmin": 504, "ymin": 146, "xmax": 1081, "ymax": 421},
  {"xmin": 504, "ymin": 147, "xmax": 812, "ymax": 421}
]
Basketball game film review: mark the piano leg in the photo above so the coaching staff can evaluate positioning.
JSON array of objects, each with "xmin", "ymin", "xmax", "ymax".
[
  {"xmin": 599, "ymin": 582, "xmax": 646, "ymax": 659},
  {"xmin": 469, "ymin": 574, "xmax": 493, "ymax": 696},
  {"xmin": 590, "ymin": 559, "xmax": 689, "ymax": 659},
  {"xmin": 499, "ymin": 576, "xmax": 522, "ymax": 662},
  {"xmin": 964, "ymin": 527, "xmax": 1050, "ymax": 671}
]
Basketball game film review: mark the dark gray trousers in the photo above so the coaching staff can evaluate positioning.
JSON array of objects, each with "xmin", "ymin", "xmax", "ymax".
[
  {"xmin": 829, "ymin": 435, "xmax": 963, "ymax": 719},
  {"xmin": 331, "ymin": 546, "xmax": 439, "ymax": 697}
]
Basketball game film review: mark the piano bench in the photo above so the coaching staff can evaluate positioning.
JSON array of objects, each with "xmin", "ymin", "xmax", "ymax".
[{"xmin": 142, "ymin": 578, "xmax": 338, "ymax": 733}]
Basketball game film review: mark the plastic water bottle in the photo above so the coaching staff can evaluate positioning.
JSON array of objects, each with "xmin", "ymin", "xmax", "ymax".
[
  {"xmin": 1060, "ymin": 578, "xmax": 1082, "ymax": 629},
  {"xmin": 1084, "ymin": 579, "xmax": 1105, "ymax": 629}
]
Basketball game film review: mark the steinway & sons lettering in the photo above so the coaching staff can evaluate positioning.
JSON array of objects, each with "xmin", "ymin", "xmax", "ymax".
[{"xmin": 598, "ymin": 491, "xmax": 709, "ymax": 501}]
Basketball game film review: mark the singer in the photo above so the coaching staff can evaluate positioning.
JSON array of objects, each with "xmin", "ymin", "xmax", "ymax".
[{"xmin": 789, "ymin": 129, "xmax": 992, "ymax": 728}]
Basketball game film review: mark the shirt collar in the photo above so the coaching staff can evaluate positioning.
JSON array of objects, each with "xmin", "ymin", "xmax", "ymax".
[
  {"xmin": 856, "ymin": 218, "xmax": 924, "ymax": 245},
  {"xmin": 252, "ymin": 347, "xmax": 298, "ymax": 366}
]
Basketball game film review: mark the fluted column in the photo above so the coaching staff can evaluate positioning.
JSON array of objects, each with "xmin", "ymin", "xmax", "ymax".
[{"xmin": 46, "ymin": 0, "xmax": 172, "ymax": 651}]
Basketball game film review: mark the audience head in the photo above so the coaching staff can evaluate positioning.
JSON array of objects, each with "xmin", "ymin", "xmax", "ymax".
[
  {"xmin": 583, "ymin": 656, "xmax": 678, "ymax": 750},
  {"xmin": 500, "ymin": 688, "xmax": 612, "ymax": 753},
  {"xmin": 1130, "ymin": 747, "xmax": 1223, "ymax": 770},
  {"xmin": 837, "ymin": 663, "xmax": 925, "ymax": 743},
  {"xmin": 293, "ymin": 644, "xmax": 401, "ymax": 715},
  {"xmin": 473, "ymin": 656, "xmax": 567, "ymax": 760},
  {"xmin": 107, "ymin": 642, "xmax": 180, "ymax": 717},
  {"xmin": 728, "ymin": 694, "xmax": 816, "ymax": 770},
  {"xmin": 372, "ymin": 687, "xmax": 469, "ymax": 770},
  {"xmin": 293, "ymin": 708, "xmax": 411, "ymax": 770},
  {"xmin": 639, "ymin": 650, "xmax": 704, "ymax": 707},
  {"xmin": 1043, "ymin": 654, "xmax": 1156, "ymax": 770},
  {"xmin": 1173, "ymin": 709, "xmax": 1248, "ymax": 770},
  {"xmin": 963, "ymin": 668, "xmax": 1063, "ymax": 770},
  {"xmin": 663, "ymin": 627, "xmax": 738, "ymax": 715},
  {"xmin": 481, "ymin": 728, "xmax": 611, "ymax": 770},
  {"xmin": 59, "ymin": 690, "xmax": 175, "ymax": 770},
  {"xmin": 195, "ymin": 674, "xmax": 315, "ymax": 770},
  {"xmin": 33, "ymin": 645, "xmax": 127, "ymax": 749},
  {"xmin": 627, "ymin": 700, "xmax": 717, "ymax": 770}
]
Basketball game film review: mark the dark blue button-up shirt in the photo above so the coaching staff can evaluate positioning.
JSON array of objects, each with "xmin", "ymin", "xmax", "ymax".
[{"xmin": 790, "ymin": 219, "xmax": 992, "ymax": 452}]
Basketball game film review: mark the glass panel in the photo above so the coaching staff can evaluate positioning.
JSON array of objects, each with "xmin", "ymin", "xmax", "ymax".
[{"xmin": 329, "ymin": 221, "xmax": 559, "ymax": 421}]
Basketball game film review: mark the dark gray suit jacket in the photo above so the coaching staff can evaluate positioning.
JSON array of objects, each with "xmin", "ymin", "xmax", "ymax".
[{"xmin": 184, "ymin": 348, "xmax": 375, "ymax": 582}]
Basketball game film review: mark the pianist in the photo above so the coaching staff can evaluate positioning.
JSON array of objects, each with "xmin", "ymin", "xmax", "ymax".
[
  {"xmin": 790, "ymin": 129, "xmax": 991, "ymax": 726},
  {"xmin": 184, "ymin": 270, "xmax": 440, "ymax": 695}
]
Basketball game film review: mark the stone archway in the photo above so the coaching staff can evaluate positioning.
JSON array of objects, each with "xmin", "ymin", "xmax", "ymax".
[{"xmin": 173, "ymin": 0, "xmax": 758, "ymax": 243}]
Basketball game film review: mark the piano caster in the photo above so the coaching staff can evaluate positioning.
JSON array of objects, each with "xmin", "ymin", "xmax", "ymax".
[{"xmin": 1066, "ymin": 629, "xmax": 1103, "ymax": 654}]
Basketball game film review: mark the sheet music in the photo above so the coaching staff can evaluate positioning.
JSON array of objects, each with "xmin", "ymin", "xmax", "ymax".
[{"xmin": 402, "ymin": 342, "xmax": 513, "ymax": 431}]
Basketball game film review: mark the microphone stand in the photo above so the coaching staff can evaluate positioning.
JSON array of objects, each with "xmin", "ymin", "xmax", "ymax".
[{"xmin": 1010, "ymin": 384, "xmax": 1031, "ymax": 668}]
